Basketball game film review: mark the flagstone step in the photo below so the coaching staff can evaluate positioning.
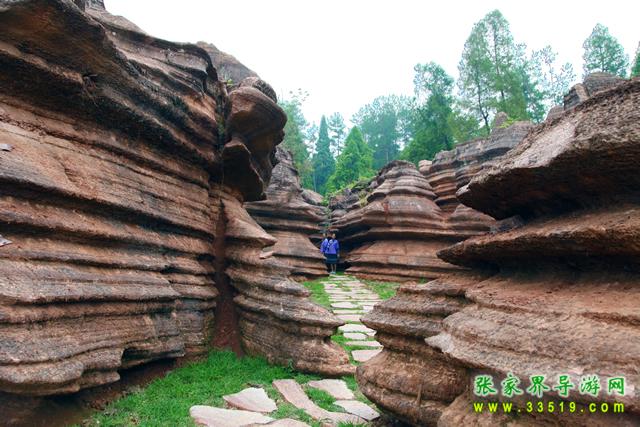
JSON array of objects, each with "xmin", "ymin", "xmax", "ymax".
[
  {"xmin": 190, "ymin": 406, "xmax": 274, "ymax": 427},
  {"xmin": 223, "ymin": 387, "xmax": 277, "ymax": 413},
  {"xmin": 307, "ymin": 379, "xmax": 355, "ymax": 400},
  {"xmin": 272, "ymin": 380, "xmax": 365, "ymax": 424},
  {"xmin": 351, "ymin": 349, "xmax": 382, "ymax": 362},
  {"xmin": 345, "ymin": 341, "xmax": 382, "ymax": 348},
  {"xmin": 335, "ymin": 400, "xmax": 380, "ymax": 421}
]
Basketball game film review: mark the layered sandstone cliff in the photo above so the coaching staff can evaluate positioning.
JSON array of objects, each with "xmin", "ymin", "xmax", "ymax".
[
  {"xmin": 0, "ymin": 0, "xmax": 347, "ymax": 399},
  {"xmin": 358, "ymin": 76, "xmax": 640, "ymax": 425},
  {"xmin": 331, "ymin": 161, "xmax": 461, "ymax": 281},
  {"xmin": 330, "ymin": 120, "xmax": 530, "ymax": 282},
  {"xmin": 245, "ymin": 147, "xmax": 327, "ymax": 279}
]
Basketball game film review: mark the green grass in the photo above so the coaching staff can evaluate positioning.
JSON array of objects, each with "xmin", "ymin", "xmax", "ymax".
[
  {"xmin": 362, "ymin": 280, "xmax": 399, "ymax": 300},
  {"xmin": 83, "ymin": 351, "xmax": 326, "ymax": 427},
  {"xmin": 301, "ymin": 277, "xmax": 332, "ymax": 308}
]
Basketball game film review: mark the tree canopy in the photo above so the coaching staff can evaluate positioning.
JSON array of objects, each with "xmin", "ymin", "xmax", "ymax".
[
  {"xmin": 311, "ymin": 116, "xmax": 335, "ymax": 194},
  {"xmin": 352, "ymin": 95, "xmax": 412, "ymax": 170},
  {"xmin": 326, "ymin": 127, "xmax": 374, "ymax": 193},
  {"xmin": 282, "ymin": 10, "xmax": 637, "ymax": 195},
  {"xmin": 582, "ymin": 23, "xmax": 629, "ymax": 77}
]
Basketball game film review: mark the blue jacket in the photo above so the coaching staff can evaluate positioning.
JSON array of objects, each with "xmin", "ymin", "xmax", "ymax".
[
  {"xmin": 324, "ymin": 239, "xmax": 340, "ymax": 255},
  {"xmin": 320, "ymin": 238, "xmax": 329, "ymax": 254}
]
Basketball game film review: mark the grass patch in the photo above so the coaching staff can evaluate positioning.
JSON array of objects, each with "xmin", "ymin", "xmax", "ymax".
[
  {"xmin": 302, "ymin": 277, "xmax": 332, "ymax": 308},
  {"xmin": 362, "ymin": 280, "xmax": 399, "ymax": 300},
  {"xmin": 82, "ymin": 351, "xmax": 324, "ymax": 427}
]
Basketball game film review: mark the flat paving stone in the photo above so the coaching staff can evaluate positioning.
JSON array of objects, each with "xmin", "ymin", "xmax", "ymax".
[
  {"xmin": 272, "ymin": 380, "xmax": 364, "ymax": 424},
  {"xmin": 336, "ymin": 314, "xmax": 361, "ymax": 322},
  {"xmin": 339, "ymin": 324, "xmax": 374, "ymax": 333},
  {"xmin": 351, "ymin": 349, "xmax": 382, "ymax": 362},
  {"xmin": 261, "ymin": 420, "xmax": 310, "ymax": 427},
  {"xmin": 332, "ymin": 309, "xmax": 364, "ymax": 314},
  {"xmin": 223, "ymin": 387, "xmax": 277, "ymax": 413},
  {"xmin": 345, "ymin": 341, "xmax": 382, "ymax": 348},
  {"xmin": 331, "ymin": 302, "xmax": 357, "ymax": 309},
  {"xmin": 307, "ymin": 379, "xmax": 355, "ymax": 400},
  {"xmin": 190, "ymin": 406, "xmax": 273, "ymax": 427},
  {"xmin": 335, "ymin": 400, "xmax": 380, "ymax": 421},
  {"xmin": 343, "ymin": 332, "xmax": 367, "ymax": 340}
]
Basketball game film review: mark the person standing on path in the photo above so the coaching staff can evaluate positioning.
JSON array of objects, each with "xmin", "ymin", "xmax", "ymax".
[
  {"xmin": 320, "ymin": 232, "xmax": 330, "ymax": 273},
  {"xmin": 324, "ymin": 232, "xmax": 340, "ymax": 275}
]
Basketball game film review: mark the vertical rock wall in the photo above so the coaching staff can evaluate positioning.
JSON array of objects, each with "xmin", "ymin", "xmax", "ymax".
[
  {"xmin": 0, "ymin": 0, "xmax": 348, "ymax": 401},
  {"xmin": 245, "ymin": 147, "xmax": 327, "ymax": 279}
]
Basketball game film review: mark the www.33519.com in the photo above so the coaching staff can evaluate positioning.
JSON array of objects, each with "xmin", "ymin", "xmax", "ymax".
[{"xmin": 472, "ymin": 400, "xmax": 625, "ymax": 414}]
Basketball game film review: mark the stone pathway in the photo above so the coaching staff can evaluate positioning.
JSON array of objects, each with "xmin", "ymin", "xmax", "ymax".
[
  {"xmin": 190, "ymin": 275, "xmax": 384, "ymax": 426},
  {"xmin": 325, "ymin": 275, "xmax": 383, "ymax": 362}
]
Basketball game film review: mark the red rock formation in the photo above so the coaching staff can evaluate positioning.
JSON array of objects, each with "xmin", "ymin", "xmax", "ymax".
[
  {"xmin": 330, "ymin": 120, "xmax": 530, "ymax": 283},
  {"xmin": 226, "ymin": 193, "xmax": 353, "ymax": 376},
  {"xmin": 360, "ymin": 77, "xmax": 640, "ymax": 425},
  {"xmin": 331, "ymin": 161, "xmax": 461, "ymax": 282},
  {"xmin": 0, "ymin": 0, "xmax": 348, "ymax": 401},
  {"xmin": 245, "ymin": 147, "xmax": 327, "ymax": 279}
]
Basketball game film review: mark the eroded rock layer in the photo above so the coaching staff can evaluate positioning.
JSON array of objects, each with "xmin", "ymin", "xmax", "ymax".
[
  {"xmin": 360, "ymin": 77, "xmax": 640, "ymax": 426},
  {"xmin": 330, "ymin": 120, "xmax": 530, "ymax": 282},
  {"xmin": 245, "ymin": 147, "xmax": 326, "ymax": 279},
  {"xmin": 0, "ymin": 0, "xmax": 346, "ymax": 398},
  {"xmin": 331, "ymin": 161, "xmax": 461, "ymax": 282},
  {"xmin": 226, "ymin": 193, "xmax": 353, "ymax": 376}
]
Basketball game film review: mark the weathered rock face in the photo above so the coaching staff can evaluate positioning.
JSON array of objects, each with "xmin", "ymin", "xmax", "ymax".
[
  {"xmin": 0, "ymin": 0, "xmax": 347, "ymax": 399},
  {"xmin": 331, "ymin": 121, "xmax": 530, "ymax": 283},
  {"xmin": 226, "ymin": 193, "xmax": 353, "ymax": 376},
  {"xmin": 245, "ymin": 148, "xmax": 327, "ymax": 279},
  {"xmin": 360, "ymin": 77, "xmax": 640, "ymax": 425},
  {"xmin": 330, "ymin": 161, "xmax": 461, "ymax": 282}
]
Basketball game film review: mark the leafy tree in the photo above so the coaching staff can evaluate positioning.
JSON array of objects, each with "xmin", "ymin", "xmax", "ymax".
[
  {"xmin": 279, "ymin": 90, "xmax": 314, "ymax": 188},
  {"xmin": 311, "ymin": 116, "xmax": 335, "ymax": 194},
  {"xmin": 632, "ymin": 43, "xmax": 640, "ymax": 77},
  {"xmin": 530, "ymin": 46, "xmax": 576, "ymax": 108},
  {"xmin": 327, "ymin": 112, "xmax": 346, "ymax": 156},
  {"xmin": 352, "ymin": 95, "xmax": 412, "ymax": 169},
  {"xmin": 582, "ymin": 23, "xmax": 629, "ymax": 78},
  {"xmin": 458, "ymin": 10, "xmax": 533, "ymax": 132},
  {"xmin": 401, "ymin": 62, "xmax": 456, "ymax": 163},
  {"xmin": 326, "ymin": 127, "xmax": 374, "ymax": 192}
]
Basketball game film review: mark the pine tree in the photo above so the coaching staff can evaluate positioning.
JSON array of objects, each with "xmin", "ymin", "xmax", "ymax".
[
  {"xmin": 311, "ymin": 116, "xmax": 335, "ymax": 195},
  {"xmin": 327, "ymin": 113, "xmax": 346, "ymax": 156},
  {"xmin": 326, "ymin": 127, "xmax": 374, "ymax": 192},
  {"xmin": 582, "ymin": 24, "xmax": 629, "ymax": 78}
]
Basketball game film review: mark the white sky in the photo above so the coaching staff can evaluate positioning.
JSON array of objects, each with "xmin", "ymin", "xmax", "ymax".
[{"xmin": 105, "ymin": 0, "xmax": 638, "ymax": 127}]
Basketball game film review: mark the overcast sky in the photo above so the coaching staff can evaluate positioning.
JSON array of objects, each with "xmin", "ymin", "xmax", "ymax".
[{"xmin": 106, "ymin": 0, "xmax": 638, "ymax": 127}]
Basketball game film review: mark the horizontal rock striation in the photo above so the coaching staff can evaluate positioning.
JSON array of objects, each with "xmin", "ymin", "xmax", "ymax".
[
  {"xmin": 331, "ymin": 161, "xmax": 462, "ymax": 282},
  {"xmin": 245, "ymin": 147, "xmax": 326, "ymax": 279},
  {"xmin": 226, "ymin": 193, "xmax": 353, "ymax": 377},
  {"xmin": 330, "ymin": 120, "xmax": 530, "ymax": 283},
  {"xmin": 406, "ymin": 77, "xmax": 639, "ymax": 425},
  {"xmin": 0, "ymin": 0, "xmax": 346, "ymax": 400}
]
